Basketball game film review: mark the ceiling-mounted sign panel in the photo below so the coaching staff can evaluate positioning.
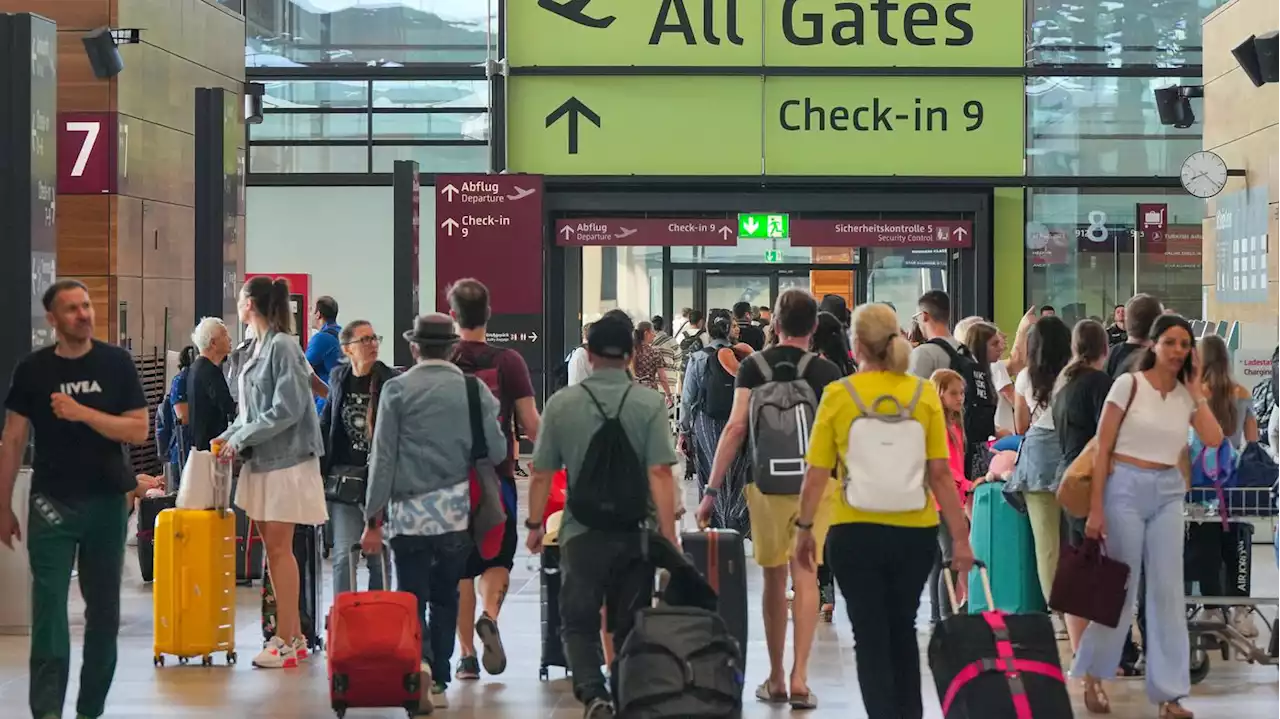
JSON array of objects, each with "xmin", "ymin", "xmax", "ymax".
[
  {"xmin": 506, "ymin": 0, "xmax": 1024, "ymax": 68},
  {"xmin": 508, "ymin": 75, "xmax": 1023, "ymax": 176},
  {"xmin": 507, "ymin": 76, "xmax": 764, "ymax": 175}
]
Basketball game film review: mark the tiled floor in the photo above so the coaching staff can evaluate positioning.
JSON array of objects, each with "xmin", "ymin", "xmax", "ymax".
[{"xmin": 0, "ymin": 479, "xmax": 1276, "ymax": 718}]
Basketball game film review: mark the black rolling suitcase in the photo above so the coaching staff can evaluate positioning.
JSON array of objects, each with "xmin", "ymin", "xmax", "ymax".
[
  {"xmin": 539, "ymin": 544, "xmax": 569, "ymax": 680},
  {"xmin": 261, "ymin": 524, "xmax": 325, "ymax": 651},
  {"xmin": 928, "ymin": 564, "xmax": 1072, "ymax": 719},
  {"xmin": 136, "ymin": 494, "xmax": 177, "ymax": 583},
  {"xmin": 681, "ymin": 528, "xmax": 748, "ymax": 670},
  {"xmin": 235, "ymin": 508, "xmax": 264, "ymax": 585}
]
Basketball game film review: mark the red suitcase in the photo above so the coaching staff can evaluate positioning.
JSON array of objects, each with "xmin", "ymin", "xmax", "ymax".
[{"xmin": 327, "ymin": 545, "xmax": 424, "ymax": 718}]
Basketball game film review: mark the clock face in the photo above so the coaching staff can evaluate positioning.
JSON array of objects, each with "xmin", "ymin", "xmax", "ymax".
[{"xmin": 1180, "ymin": 151, "xmax": 1229, "ymax": 199}]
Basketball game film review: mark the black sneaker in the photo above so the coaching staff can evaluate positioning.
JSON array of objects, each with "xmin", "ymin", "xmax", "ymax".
[
  {"xmin": 456, "ymin": 655, "xmax": 481, "ymax": 681},
  {"xmin": 583, "ymin": 697, "xmax": 615, "ymax": 718},
  {"xmin": 475, "ymin": 613, "xmax": 508, "ymax": 675}
]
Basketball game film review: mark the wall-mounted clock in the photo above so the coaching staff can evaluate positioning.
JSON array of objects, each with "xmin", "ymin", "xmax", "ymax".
[{"xmin": 1179, "ymin": 151, "xmax": 1229, "ymax": 199}]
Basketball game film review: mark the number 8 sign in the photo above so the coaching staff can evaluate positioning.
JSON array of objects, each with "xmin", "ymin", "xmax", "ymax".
[{"xmin": 57, "ymin": 112, "xmax": 118, "ymax": 195}]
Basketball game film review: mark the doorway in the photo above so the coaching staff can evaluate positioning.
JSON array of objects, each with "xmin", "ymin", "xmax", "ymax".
[{"xmin": 669, "ymin": 265, "xmax": 858, "ymax": 319}]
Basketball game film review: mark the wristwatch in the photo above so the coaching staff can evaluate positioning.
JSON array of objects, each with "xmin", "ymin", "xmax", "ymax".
[
  {"xmin": 703, "ymin": 485, "xmax": 720, "ymax": 498},
  {"xmin": 794, "ymin": 519, "xmax": 814, "ymax": 531},
  {"xmin": 524, "ymin": 518, "xmax": 542, "ymax": 530}
]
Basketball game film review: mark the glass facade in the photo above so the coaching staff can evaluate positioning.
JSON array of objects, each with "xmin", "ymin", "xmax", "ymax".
[
  {"xmin": 1023, "ymin": 0, "xmax": 1210, "ymax": 313},
  {"xmin": 245, "ymin": 2, "xmax": 492, "ymax": 175}
]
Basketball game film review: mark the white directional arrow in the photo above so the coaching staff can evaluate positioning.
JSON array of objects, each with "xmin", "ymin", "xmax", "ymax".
[
  {"xmin": 559, "ymin": 225, "xmax": 574, "ymax": 240},
  {"xmin": 952, "ymin": 226, "xmax": 969, "ymax": 242},
  {"xmin": 507, "ymin": 186, "xmax": 536, "ymax": 201},
  {"xmin": 718, "ymin": 226, "xmax": 733, "ymax": 240},
  {"xmin": 529, "ymin": 331, "xmax": 539, "ymax": 342},
  {"xmin": 441, "ymin": 184, "xmax": 459, "ymax": 201},
  {"xmin": 441, "ymin": 218, "xmax": 459, "ymax": 236},
  {"xmin": 743, "ymin": 217, "xmax": 759, "ymax": 235}
]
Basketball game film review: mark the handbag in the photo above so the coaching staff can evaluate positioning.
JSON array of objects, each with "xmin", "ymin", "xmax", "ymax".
[
  {"xmin": 176, "ymin": 449, "xmax": 231, "ymax": 510},
  {"xmin": 324, "ymin": 465, "xmax": 368, "ymax": 506},
  {"xmin": 1057, "ymin": 376, "xmax": 1139, "ymax": 518},
  {"xmin": 1049, "ymin": 538, "xmax": 1130, "ymax": 628}
]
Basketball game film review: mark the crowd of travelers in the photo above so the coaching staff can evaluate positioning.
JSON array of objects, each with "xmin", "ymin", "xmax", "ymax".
[{"xmin": 2, "ymin": 272, "xmax": 1276, "ymax": 719}]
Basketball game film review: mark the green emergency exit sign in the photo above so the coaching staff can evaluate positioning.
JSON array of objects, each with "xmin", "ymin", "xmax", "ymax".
[
  {"xmin": 739, "ymin": 213, "xmax": 788, "ymax": 239},
  {"xmin": 763, "ymin": 249, "xmax": 784, "ymax": 263}
]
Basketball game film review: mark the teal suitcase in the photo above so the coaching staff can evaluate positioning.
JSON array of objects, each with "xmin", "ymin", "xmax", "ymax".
[{"xmin": 968, "ymin": 481, "xmax": 1046, "ymax": 614}]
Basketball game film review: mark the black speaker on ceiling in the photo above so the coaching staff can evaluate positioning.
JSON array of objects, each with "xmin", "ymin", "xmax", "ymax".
[
  {"xmin": 1255, "ymin": 31, "xmax": 1279, "ymax": 83},
  {"xmin": 1153, "ymin": 86, "xmax": 1195, "ymax": 129},
  {"xmin": 82, "ymin": 26, "xmax": 123, "ymax": 79}
]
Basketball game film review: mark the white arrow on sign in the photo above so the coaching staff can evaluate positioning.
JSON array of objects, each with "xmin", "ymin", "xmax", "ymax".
[
  {"xmin": 529, "ymin": 331, "xmax": 539, "ymax": 342},
  {"xmin": 718, "ymin": 226, "xmax": 733, "ymax": 240},
  {"xmin": 559, "ymin": 225, "xmax": 574, "ymax": 240},
  {"xmin": 507, "ymin": 186, "xmax": 536, "ymax": 201},
  {"xmin": 441, "ymin": 184, "xmax": 459, "ymax": 201},
  {"xmin": 742, "ymin": 217, "xmax": 759, "ymax": 235},
  {"xmin": 441, "ymin": 218, "xmax": 459, "ymax": 236},
  {"xmin": 952, "ymin": 226, "xmax": 969, "ymax": 241}
]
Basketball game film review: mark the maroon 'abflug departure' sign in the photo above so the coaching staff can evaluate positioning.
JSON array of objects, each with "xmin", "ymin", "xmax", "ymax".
[
  {"xmin": 791, "ymin": 219, "xmax": 973, "ymax": 248},
  {"xmin": 555, "ymin": 218, "xmax": 738, "ymax": 247},
  {"xmin": 434, "ymin": 174, "xmax": 544, "ymax": 316}
]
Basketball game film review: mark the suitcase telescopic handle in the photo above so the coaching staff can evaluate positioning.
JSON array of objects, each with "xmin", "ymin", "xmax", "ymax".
[
  {"xmin": 942, "ymin": 559, "xmax": 991, "ymax": 614},
  {"xmin": 348, "ymin": 543, "xmax": 391, "ymax": 591}
]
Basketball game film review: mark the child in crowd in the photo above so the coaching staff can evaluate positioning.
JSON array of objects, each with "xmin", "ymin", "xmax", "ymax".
[{"xmin": 930, "ymin": 369, "xmax": 971, "ymax": 608}]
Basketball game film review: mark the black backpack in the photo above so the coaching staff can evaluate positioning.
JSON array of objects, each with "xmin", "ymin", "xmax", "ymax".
[
  {"xmin": 699, "ymin": 346, "xmax": 736, "ymax": 421},
  {"xmin": 678, "ymin": 332, "xmax": 705, "ymax": 372},
  {"xmin": 928, "ymin": 338, "xmax": 997, "ymax": 444},
  {"xmin": 567, "ymin": 384, "xmax": 650, "ymax": 531}
]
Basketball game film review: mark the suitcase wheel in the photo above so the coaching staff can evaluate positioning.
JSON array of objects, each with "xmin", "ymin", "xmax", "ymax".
[
  {"xmin": 178, "ymin": 656, "xmax": 189, "ymax": 665},
  {"xmin": 539, "ymin": 666, "xmax": 549, "ymax": 681},
  {"xmin": 332, "ymin": 674, "xmax": 349, "ymax": 695},
  {"xmin": 201, "ymin": 655, "xmax": 213, "ymax": 667},
  {"xmin": 226, "ymin": 651, "xmax": 237, "ymax": 665},
  {"xmin": 332, "ymin": 704, "xmax": 345, "ymax": 719},
  {"xmin": 153, "ymin": 655, "xmax": 164, "ymax": 667}
]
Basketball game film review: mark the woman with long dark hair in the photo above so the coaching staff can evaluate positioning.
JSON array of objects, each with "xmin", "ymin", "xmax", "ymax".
[
  {"xmin": 1073, "ymin": 315, "xmax": 1223, "ymax": 719},
  {"xmin": 631, "ymin": 320, "xmax": 674, "ymax": 405},
  {"xmin": 812, "ymin": 311, "xmax": 855, "ymax": 376},
  {"xmin": 1005, "ymin": 315, "xmax": 1073, "ymax": 602},
  {"xmin": 680, "ymin": 309, "xmax": 752, "ymax": 535},
  {"xmin": 1052, "ymin": 319, "xmax": 1112, "ymax": 651},
  {"xmin": 1199, "ymin": 334, "xmax": 1259, "ymax": 448},
  {"xmin": 216, "ymin": 276, "xmax": 327, "ymax": 669}
]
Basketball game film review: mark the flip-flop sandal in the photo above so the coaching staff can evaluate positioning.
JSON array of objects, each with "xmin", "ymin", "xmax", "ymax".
[
  {"xmin": 754, "ymin": 683, "xmax": 788, "ymax": 704},
  {"xmin": 790, "ymin": 691, "xmax": 819, "ymax": 710}
]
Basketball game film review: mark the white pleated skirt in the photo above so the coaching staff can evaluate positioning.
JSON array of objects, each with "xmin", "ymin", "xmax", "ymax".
[{"xmin": 234, "ymin": 456, "xmax": 329, "ymax": 526}]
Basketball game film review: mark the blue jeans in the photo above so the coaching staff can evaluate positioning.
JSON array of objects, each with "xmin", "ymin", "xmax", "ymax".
[
  {"xmin": 329, "ymin": 502, "xmax": 389, "ymax": 596},
  {"xmin": 390, "ymin": 531, "xmax": 472, "ymax": 687},
  {"xmin": 1071, "ymin": 462, "xmax": 1190, "ymax": 702}
]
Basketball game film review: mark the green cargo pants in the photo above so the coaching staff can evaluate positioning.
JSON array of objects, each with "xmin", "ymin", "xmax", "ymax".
[{"xmin": 26, "ymin": 492, "xmax": 127, "ymax": 719}]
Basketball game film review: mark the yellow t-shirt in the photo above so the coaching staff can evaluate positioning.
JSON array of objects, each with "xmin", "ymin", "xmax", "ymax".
[{"xmin": 806, "ymin": 371, "xmax": 948, "ymax": 528}]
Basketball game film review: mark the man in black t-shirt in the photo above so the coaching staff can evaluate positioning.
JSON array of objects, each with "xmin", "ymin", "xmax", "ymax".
[
  {"xmin": 733, "ymin": 301, "xmax": 766, "ymax": 351},
  {"xmin": 187, "ymin": 317, "xmax": 237, "ymax": 451},
  {"xmin": 1106, "ymin": 293, "xmax": 1163, "ymax": 378},
  {"xmin": 695, "ymin": 290, "xmax": 842, "ymax": 705},
  {"xmin": 0, "ymin": 279, "xmax": 149, "ymax": 719}
]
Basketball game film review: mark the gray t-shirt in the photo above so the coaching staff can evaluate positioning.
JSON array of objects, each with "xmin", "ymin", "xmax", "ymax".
[{"xmin": 910, "ymin": 336, "xmax": 960, "ymax": 380}]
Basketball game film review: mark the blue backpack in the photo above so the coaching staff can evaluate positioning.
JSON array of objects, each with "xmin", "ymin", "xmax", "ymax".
[{"xmin": 155, "ymin": 395, "xmax": 177, "ymax": 460}]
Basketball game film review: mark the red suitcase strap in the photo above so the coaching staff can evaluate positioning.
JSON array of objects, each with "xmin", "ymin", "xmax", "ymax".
[{"xmin": 940, "ymin": 612, "xmax": 1065, "ymax": 719}]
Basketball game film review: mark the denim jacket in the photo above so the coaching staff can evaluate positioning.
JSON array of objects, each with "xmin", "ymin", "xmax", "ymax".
[
  {"xmin": 364, "ymin": 360, "xmax": 506, "ymax": 523},
  {"xmin": 219, "ymin": 330, "xmax": 325, "ymax": 473},
  {"xmin": 679, "ymin": 338, "xmax": 730, "ymax": 433}
]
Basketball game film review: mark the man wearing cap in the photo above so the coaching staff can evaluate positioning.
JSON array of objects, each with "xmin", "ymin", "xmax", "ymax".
[
  {"xmin": 524, "ymin": 312, "xmax": 678, "ymax": 719},
  {"xmin": 360, "ymin": 313, "xmax": 507, "ymax": 713}
]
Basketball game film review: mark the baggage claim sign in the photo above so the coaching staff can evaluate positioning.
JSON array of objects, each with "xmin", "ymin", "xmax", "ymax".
[{"xmin": 507, "ymin": 0, "xmax": 1025, "ymax": 176}]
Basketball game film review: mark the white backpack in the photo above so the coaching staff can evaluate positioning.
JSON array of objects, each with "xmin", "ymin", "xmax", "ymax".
[{"xmin": 841, "ymin": 377, "xmax": 929, "ymax": 513}]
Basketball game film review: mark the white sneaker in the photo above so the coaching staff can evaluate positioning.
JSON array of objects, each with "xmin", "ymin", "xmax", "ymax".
[
  {"xmin": 291, "ymin": 637, "xmax": 311, "ymax": 661},
  {"xmin": 252, "ymin": 636, "xmax": 297, "ymax": 669},
  {"xmin": 1231, "ymin": 607, "xmax": 1260, "ymax": 639}
]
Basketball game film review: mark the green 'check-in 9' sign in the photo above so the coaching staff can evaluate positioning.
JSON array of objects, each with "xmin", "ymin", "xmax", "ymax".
[{"xmin": 740, "ymin": 213, "xmax": 789, "ymax": 239}]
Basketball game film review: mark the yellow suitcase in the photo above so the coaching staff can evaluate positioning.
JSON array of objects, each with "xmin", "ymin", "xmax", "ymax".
[{"xmin": 152, "ymin": 508, "xmax": 237, "ymax": 666}]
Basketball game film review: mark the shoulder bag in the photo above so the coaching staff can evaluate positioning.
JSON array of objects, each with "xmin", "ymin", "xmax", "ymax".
[
  {"xmin": 323, "ymin": 370, "xmax": 387, "ymax": 506},
  {"xmin": 1056, "ymin": 375, "xmax": 1138, "ymax": 518}
]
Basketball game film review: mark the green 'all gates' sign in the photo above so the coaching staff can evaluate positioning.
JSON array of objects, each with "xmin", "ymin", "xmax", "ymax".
[
  {"xmin": 508, "ymin": 0, "xmax": 1025, "ymax": 68},
  {"xmin": 507, "ymin": 75, "xmax": 1024, "ymax": 176}
]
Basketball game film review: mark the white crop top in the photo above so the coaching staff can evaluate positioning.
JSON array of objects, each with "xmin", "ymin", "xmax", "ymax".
[{"xmin": 1107, "ymin": 373, "xmax": 1197, "ymax": 465}]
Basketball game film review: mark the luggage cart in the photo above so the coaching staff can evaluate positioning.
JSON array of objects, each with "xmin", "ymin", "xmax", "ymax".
[{"xmin": 1183, "ymin": 486, "xmax": 1279, "ymax": 684}]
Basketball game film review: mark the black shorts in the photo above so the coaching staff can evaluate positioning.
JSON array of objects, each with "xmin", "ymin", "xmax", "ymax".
[{"xmin": 463, "ymin": 476, "xmax": 518, "ymax": 578}]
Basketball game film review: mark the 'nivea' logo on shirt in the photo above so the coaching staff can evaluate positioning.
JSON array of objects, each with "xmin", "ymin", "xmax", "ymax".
[{"xmin": 60, "ymin": 380, "xmax": 103, "ymax": 395}]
